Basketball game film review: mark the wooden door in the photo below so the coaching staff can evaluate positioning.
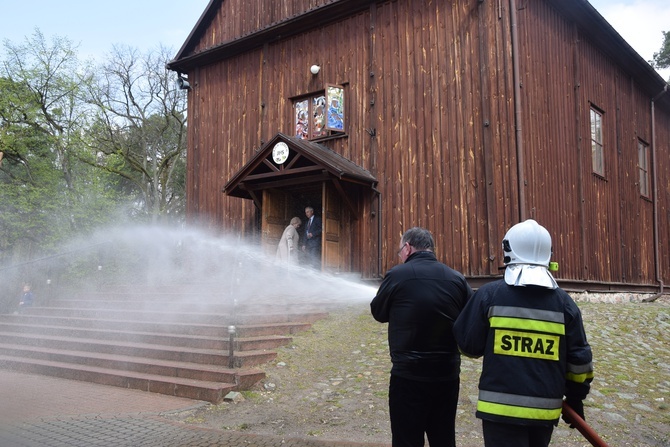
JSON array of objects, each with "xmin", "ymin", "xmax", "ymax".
[
  {"xmin": 261, "ymin": 189, "xmax": 290, "ymax": 257},
  {"xmin": 323, "ymin": 183, "xmax": 345, "ymax": 272}
]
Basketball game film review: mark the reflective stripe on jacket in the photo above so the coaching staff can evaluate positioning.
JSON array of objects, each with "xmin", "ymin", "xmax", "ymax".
[{"xmin": 477, "ymin": 390, "xmax": 563, "ymax": 421}]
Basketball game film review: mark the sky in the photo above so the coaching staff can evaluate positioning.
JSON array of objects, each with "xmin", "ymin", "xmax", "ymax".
[
  {"xmin": 0, "ymin": 1, "xmax": 211, "ymax": 63},
  {"xmin": 589, "ymin": 0, "xmax": 670, "ymax": 80},
  {"xmin": 0, "ymin": 0, "xmax": 668, "ymax": 78}
]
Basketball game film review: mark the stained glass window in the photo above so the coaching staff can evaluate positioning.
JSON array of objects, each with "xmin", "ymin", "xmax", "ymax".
[
  {"xmin": 325, "ymin": 85, "xmax": 345, "ymax": 131},
  {"xmin": 295, "ymin": 99, "xmax": 309, "ymax": 139},
  {"xmin": 293, "ymin": 86, "xmax": 345, "ymax": 140},
  {"xmin": 312, "ymin": 95, "xmax": 327, "ymax": 138}
]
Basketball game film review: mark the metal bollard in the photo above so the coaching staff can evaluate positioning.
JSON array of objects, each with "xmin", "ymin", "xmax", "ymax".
[{"xmin": 227, "ymin": 325, "xmax": 236, "ymax": 368}]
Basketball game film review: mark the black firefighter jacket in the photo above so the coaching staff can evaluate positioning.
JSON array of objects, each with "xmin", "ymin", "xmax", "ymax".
[{"xmin": 453, "ymin": 279, "xmax": 594, "ymax": 426}]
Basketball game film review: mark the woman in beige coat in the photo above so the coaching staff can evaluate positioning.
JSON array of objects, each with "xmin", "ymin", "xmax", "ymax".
[{"xmin": 276, "ymin": 217, "xmax": 302, "ymax": 264}]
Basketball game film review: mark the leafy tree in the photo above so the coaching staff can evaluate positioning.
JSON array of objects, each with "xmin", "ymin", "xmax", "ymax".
[
  {"xmin": 653, "ymin": 30, "xmax": 670, "ymax": 74},
  {"xmin": 84, "ymin": 45, "xmax": 187, "ymax": 224},
  {"xmin": 0, "ymin": 30, "xmax": 116, "ymax": 261}
]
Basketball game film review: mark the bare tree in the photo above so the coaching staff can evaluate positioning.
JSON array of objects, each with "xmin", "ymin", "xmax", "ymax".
[{"xmin": 85, "ymin": 45, "xmax": 187, "ymax": 224}]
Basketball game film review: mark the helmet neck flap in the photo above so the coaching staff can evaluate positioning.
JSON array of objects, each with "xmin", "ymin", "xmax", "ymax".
[{"xmin": 502, "ymin": 219, "xmax": 558, "ymax": 289}]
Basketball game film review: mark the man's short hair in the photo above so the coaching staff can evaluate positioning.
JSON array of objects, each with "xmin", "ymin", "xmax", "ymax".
[{"xmin": 401, "ymin": 227, "xmax": 435, "ymax": 251}]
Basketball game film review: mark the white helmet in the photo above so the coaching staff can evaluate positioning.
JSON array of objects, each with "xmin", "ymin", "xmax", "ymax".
[
  {"xmin": 502, "ymin": 219, "xmax": 552, "ymax": 266},
  {"xmin": 502, "ymin": 219, "xmax": 558, "ymax": 289}
]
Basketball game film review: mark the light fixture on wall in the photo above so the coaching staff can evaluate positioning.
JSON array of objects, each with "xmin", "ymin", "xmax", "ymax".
[
  {"xmin": 177, "ymin": 75, "xmax": 191, "ymax": 90},
  {"xmin": 310, "ymin": 64, "xmax": 321, "ymax": 75}
]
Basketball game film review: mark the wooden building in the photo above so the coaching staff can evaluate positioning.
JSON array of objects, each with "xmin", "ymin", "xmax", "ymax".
[{"xmin": 167, "ymin": 0, "xmax": 670, "ymax": 294}]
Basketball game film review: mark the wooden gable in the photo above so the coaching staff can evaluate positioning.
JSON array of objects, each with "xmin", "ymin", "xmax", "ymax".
[{"xmin": 223, "ymin": 133, "xmax": 377, "ymax": 219}]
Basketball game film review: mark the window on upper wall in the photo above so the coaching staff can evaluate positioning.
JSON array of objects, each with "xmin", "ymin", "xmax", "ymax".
[
  {"xmin": 294, "ymin": 84, "xmax": 345, "ymax": 140},
  {"xmin": 638, "ymin": 139, "xmax": 651, "ymax": 198},
  {"xmin": 590, "ymin": 107, "xmax": 604, "ymax": 176}
]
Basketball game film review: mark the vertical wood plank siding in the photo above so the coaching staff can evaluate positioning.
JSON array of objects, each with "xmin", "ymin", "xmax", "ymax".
[
  {"xmin": 371, "ymin": 1, "xmax": 499, "ymax": 276},
  {"xmin": 181, "ymin": 0, "xmax": 670, "ymax": 289},
  {"xmin": 192, "ymin": 0, "xmax": 346, "ymax": 53},
  {"xmin": 515, "ymin": 0, "xmax": 665, "ymax": 286},
  {"xmin": 186, "ymin": 49, "xmax": 265, "ymax": 237},
  {"xmin": 658, "ymin": 110, "xmax": 670, "ymax": 285},
  {"xmin": 515, "ymin": 2, "xmax": 585, "ymax": 280}
]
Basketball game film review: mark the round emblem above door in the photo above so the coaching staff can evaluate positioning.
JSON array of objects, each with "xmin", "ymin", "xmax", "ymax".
[{"xmin": 272, "ymin": 142, "xmax": 289, "ymax": 164}]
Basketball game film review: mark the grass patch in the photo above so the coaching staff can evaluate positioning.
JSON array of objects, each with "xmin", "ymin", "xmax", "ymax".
[
  {"xmin": 241, "ymin": 390, "xmax": 260, "ymax": 400},
  {"xmin": 183, "ymin": 416, "xmax": 205, "ymax": 424},
  {"xmin": 598, "ymin": 388, "xmax": 619, "ymax": 395}
]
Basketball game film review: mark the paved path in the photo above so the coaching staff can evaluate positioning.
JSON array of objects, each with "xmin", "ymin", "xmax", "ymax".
[{"xmin": 0, "ymin": 370, "xmax": 389, "ymax": 447}]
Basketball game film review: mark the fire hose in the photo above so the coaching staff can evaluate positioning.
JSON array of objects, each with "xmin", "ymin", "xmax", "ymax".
[{"xmin": 561, "ymin": 401, "xmax": 610, "ymax": 447}]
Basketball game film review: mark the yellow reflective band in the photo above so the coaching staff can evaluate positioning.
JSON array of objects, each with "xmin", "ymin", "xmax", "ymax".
[
  {"xmin": 490, "ymin": 316, "xmax": 565, "ymax": 335},
  {"xmin": 478, "ymin": 400, "xmax": 562, "ymax": 421},
  {"xmin": 494, "ymin": 329, "xmax": 560, "ymax": 361},
  {"xmin": 567, "ymin": 370, "xmax": 594, "ymax": 383}
]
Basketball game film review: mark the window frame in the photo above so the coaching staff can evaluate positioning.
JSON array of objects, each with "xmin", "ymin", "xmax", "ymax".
[
  {"xmin": 637, "ymin": 139, "xmax": 651, "ymax": 199},
  {"xmin": 590, "ymin": 106, "xmax": 605, "ymax": 177}
]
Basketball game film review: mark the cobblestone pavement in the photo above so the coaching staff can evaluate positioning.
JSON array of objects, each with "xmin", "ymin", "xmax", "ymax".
[
  {"xmin": 0, "ymin": 370, "xmax": 388, "ymax": 447},
  {"xmin": 0, "ymin": 416, "xmax": 387, "ymax": 447},
  {"xmin": 166, "ymin": 294, "xmax": 670, "ymax": 447},
  {"xmin": 0, "ymin": 293, "xmax": 668, "ymax": 447}
]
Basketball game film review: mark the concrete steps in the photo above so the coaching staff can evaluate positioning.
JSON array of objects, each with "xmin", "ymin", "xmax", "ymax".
[
  {"xmin": 19, "ymin": 307, "xmax": 324, "ymax": 326},
  {"xmin": 0, "ymin": 321, "xmax": 293, "ymax": 350},
  {"xmin": 0, "ymin": 314, "xmax": 317, "ymax": 337},
  {"xmin": 0, "ymin": 289, "xmax": 328, "ymax": 403},
  {"xmin": 0, "ymin": 355, "xmax": 254, "ymax": 402},
  {"xmin": 0, "ymin": 332, "xmax": 277, "ymax": 366}
]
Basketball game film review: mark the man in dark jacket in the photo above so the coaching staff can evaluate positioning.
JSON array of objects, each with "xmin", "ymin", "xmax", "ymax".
[
  {"xmin": 301, "ymin": 206, "xmax": 322, "ymax": 269},
  {"xmin": 371, "ymin": 227, "xmax": 473, "ymax": 447},
  {"xmin": 453, "ymin": 219, "xmax": 593, "ymax": 447}
]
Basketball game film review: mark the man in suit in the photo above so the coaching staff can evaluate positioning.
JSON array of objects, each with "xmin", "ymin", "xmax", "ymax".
[{"xmin": 301, "ymin": 206, "xmax": 322, "ymax": 269}]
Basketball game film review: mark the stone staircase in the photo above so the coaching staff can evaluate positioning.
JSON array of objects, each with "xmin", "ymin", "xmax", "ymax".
[{"xmin": 0, "ymin": 285, "xmax": 328, "ymax": 404}]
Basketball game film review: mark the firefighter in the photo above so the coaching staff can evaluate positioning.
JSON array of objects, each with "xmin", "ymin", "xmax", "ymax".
[{"xmin": 453, "ymin": 219, "xmax": 593, "ymax": 447}]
